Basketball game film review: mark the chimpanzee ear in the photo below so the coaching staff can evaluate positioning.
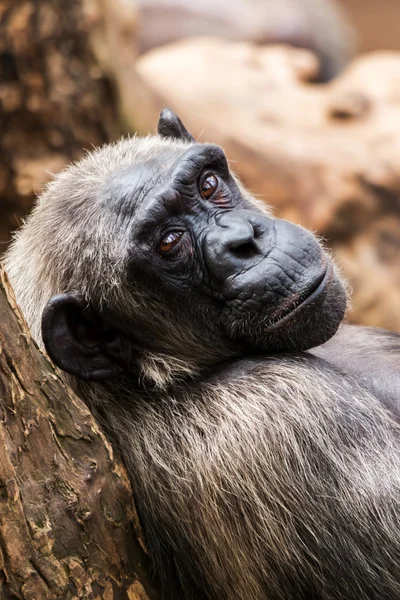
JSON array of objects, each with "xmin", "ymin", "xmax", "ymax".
[
  {"xmin": 157, "ymin": 108, "xmax": 195, "ymax": 143},
  {"xmin": 41, "ymin": 293, "xmax": 129, "ymax": 381}
]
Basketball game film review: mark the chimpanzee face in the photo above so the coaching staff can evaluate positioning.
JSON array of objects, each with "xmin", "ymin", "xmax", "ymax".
[{"xmin": 41, "ymin": 110, "xmax": 347, "ymax": 382}]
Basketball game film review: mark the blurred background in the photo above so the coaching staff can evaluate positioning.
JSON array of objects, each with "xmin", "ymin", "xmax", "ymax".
[{"xmin": 0, "ymin": 0, "xmax": 399, "ymax": 331}]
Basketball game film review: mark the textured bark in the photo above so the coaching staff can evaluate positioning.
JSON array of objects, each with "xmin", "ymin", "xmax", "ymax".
[
  {"xmin": 0, "ymin": 264, "xmax": 157, "ymax": 599},
  {"xmin": 0, "ymin": 0, "xmax": 137, "ymax": 248},
  {"xmin": 134, "ymin": 40, "xmax": 400, "ymax": 331}
]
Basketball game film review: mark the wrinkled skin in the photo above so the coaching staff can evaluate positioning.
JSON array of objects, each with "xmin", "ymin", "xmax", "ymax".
[{"xmin": 118, "ymin": 139, "xmax": 345, "ymax": 357}]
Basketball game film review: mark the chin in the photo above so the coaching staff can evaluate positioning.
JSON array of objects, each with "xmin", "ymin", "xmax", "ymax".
[{"xmin": 223, "ymin": 265, "xmax": 348, "ymax": 354}]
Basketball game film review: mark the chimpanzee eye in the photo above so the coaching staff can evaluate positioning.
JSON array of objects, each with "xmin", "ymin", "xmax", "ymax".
[
  {"xmin": 159, "ymin": 231, "xmax": 183, "ymax": 254},
  {"xmin": 199, "ymin": 174, "xmax": 219, "ymax": 200}
]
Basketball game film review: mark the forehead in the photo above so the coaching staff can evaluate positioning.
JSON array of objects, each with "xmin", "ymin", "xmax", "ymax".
[
  {"xmin": 99, "ymin": 141, "xmax": 226, "ymax": 222},
  {"xmin": 101, "ymin": 144, "xmax": 187, "ymax": 217}
]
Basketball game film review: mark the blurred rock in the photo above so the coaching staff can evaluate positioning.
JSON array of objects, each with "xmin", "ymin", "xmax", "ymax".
[
  {"xmin": 135, "ymin": 39, "xmax": 400, "ymax": 330},
  {"xmin": 135, "ymin": 0, "xmax": 355, "ymax": 81}
]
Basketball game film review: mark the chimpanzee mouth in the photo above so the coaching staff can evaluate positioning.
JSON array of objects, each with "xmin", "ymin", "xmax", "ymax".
[{"xmin": 268, "ymin": 263, "xmax": 332, "ymax": 329}]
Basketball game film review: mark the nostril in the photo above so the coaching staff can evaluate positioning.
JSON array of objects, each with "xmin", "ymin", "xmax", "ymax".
[
  {"xmin": 253, "ymin": 223, "xmax": 264, "ymax": 239},
  {"xmin": 229, "ymin": 241, "xmax": 258, "ymax": 260}
]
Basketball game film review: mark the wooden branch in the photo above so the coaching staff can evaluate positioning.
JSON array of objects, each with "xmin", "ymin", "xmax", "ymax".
[{"xmin": 0, "ymin": 264, "xmax": 158, "ymax": 599}]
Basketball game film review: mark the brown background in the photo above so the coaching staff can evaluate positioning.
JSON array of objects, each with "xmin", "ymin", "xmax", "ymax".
[{"xmin": 339, "ymin": 0, "xmax": 400, "ymax": 52}]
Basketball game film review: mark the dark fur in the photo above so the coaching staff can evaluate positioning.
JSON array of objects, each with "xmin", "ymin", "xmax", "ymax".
[{"xmin": 4, "ymin": 111, "xmax": 400, "ymax": 600}]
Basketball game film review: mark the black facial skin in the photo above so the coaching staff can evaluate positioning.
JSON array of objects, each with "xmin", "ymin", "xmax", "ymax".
[{"xmin": 115, "ymin": 142, "xmax": 346, "ymax": 357}]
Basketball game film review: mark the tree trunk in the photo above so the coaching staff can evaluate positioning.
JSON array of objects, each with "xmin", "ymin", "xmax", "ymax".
[
  {"xmin": 0, "ymin": 263, "xmax": 158, "ymax": 599},
  {"xmin": 0, "ymin": 0, "xmax": 137, "ymax": 248}
]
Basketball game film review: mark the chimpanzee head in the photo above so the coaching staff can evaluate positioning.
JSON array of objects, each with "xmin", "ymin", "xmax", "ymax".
[{"xmin": 5, "ymin": 110, "xmax": 347, "ymax": 385}]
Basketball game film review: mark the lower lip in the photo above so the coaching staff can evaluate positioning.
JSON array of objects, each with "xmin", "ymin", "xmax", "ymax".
[{"xmin": 269, "ymin": 263, "xmax": 332, "ymax": 329}]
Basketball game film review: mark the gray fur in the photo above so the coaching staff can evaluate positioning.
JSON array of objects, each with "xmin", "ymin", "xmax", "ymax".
[{"xmin": 4, "ymin": 134, "xmax": 400, "ymax": 600}]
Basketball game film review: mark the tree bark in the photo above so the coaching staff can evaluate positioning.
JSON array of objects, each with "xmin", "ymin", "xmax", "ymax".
[
  {"xmin": 0, "ymin": 263, "xmax": 158, "ymax": 599},
  {"xmin": 0, "ymin": 0, "xmax": 137, "ymax": 248}
]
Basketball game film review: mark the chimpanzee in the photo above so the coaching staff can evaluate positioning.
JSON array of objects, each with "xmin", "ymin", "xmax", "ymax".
[{"xmin": 5, "ymin": 110, "xmax": 400, "ymax": 600}]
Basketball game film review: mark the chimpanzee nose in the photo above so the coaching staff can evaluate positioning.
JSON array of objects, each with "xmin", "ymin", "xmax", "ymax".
[
  {"xmin": 204, "ymin": 211, "xmax": 272, "ymax": 281},
  {"xmin": 224, "ymin": 220, "xmax": 258, "ymax": 257}
]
